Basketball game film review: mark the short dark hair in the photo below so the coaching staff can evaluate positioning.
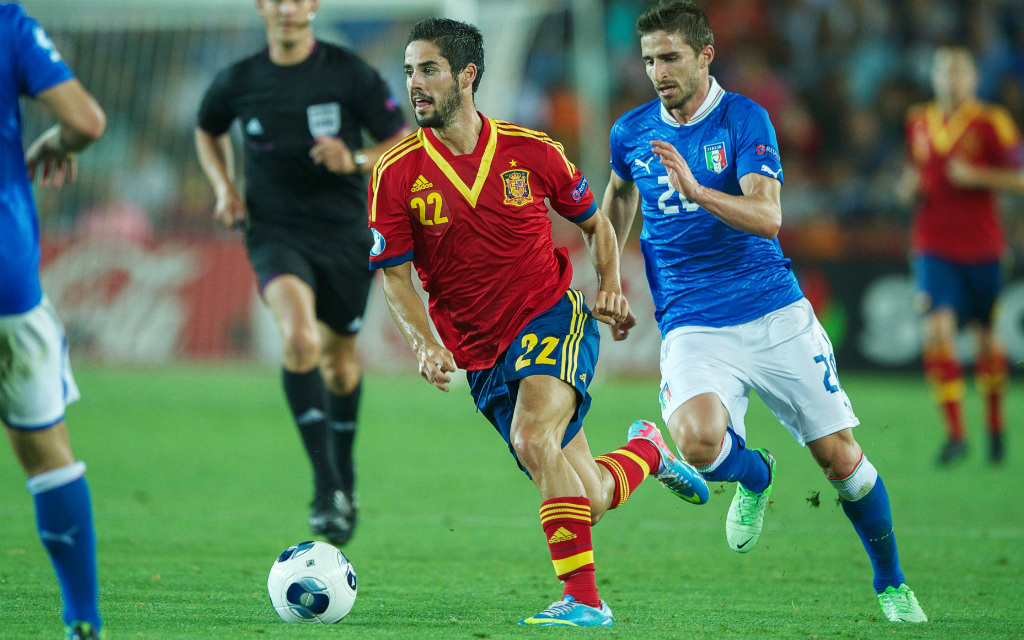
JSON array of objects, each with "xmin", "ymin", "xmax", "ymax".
[
  {"xmin": 407, "ymin": 18, "xmax": 486, "ymax": 94},
  {"xmin": 635, "ymin": 1, "xmax": 714, "ymax": 53}
]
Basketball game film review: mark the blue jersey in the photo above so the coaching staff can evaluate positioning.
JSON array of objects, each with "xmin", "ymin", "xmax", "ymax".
[
  {"xmin": 610, "ymin": 78, "xmax": 803, "ymax": 335},
  {"xmin": 0, "ymin": 4, "xmax": 73, "ymax": 315}
]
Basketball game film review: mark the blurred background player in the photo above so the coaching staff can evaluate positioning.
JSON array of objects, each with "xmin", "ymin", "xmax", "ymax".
[
  {"xmin": 902, "ymin": 46, "xmax": 1024, "ymax": 466},
  {"xmin": 194, "ymin": 0, "xmax": 411, "ymax": 545},
  {"xmin": 602, "ymin": 2, "xmax": 926, "ymax": 622},
  {"xmin": 0, "ymin": 4, "xmax": 106, "ymax": 639},
  {"xmin": 370, "ymin": 17, "xmax": 707, "ymax": 627}
]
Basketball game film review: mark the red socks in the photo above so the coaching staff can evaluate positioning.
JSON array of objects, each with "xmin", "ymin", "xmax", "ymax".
[
  {"xmin": 594, "ymin": 439, "xmax": 660, "ymax": 509},
  {"xmin": 539, "ymin": 496, "xmax": 598, "ymax": 608},
  {"xmin": 923, "ymin": 347, "xmax": 965, "ymax": 441},
  {"xmin": 976, "ymin": 350, "xmax": 1008, "ymax": 438}
]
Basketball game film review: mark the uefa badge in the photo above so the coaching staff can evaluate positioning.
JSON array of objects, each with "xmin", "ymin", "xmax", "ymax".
[
  {"xmin": 307, "ymin": 102, "xmax": 341, "ymax": 138},
  {"xmin": 704, "ymin": 142, "xmax": 728, "ymax": 174},
  {"xmin": 370, "ymin": 228, "xmax": 386, "ymax": 257}
]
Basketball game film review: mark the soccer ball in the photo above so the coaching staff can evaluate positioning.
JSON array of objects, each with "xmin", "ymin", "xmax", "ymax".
[{"xmin": 267, "ymin": 540, "xmax": 357, "ymax": 623}]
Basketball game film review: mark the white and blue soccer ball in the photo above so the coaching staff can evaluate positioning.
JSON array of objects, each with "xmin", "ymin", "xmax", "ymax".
[{"xmin": 267, "ymin": 540, "xmax": 357, "ymax": 623}]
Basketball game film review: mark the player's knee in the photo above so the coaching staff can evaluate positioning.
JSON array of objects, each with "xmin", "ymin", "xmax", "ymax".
[
  {"xmin": 810, "ymin": 431, "xmax": 862, "ymax": 478},
  {"xmin": 510, "ymin": 426, "xmax": 561, "ymax": 476},
  {"xmin": 11, "ymin": 430, "xmax": 75, "ymax": 478},
  {"xmin": 669, "ymin": 416, "xmax": 721, "ymax": 463},
  {"xmin": 281, "ymin": 325, "xmax": 320, "ymax": 371},
  {"xmin": 320, "ymin": 360, "xmax": 361, "ymax": 396}
]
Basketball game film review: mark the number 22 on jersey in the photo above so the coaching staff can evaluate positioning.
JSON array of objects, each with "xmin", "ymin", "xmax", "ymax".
[{"xmin": 412, "ymin": 192, "xmax": 448, "ymax": 226}]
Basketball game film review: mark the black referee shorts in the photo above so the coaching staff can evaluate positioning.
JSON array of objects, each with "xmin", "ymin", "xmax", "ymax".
[{"xmin": 245, "ymin": 229, "xmax": 373, "ymax": 336}]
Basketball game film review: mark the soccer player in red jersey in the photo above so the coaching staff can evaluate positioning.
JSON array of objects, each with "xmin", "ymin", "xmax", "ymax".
[
  {"xmin": 368, "ymin": 18, "xmax": 708, "ymax": 627},
  {"xmin": 903, "ymin": 46, "xmax": 1024, "ymax": 464}
]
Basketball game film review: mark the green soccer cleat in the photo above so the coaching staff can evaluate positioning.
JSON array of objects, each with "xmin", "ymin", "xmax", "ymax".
[
  {"xmin": 878, "ymin": 584, "xmax": 927, "ymax": 622},
  {"xmin": 726, "ymin": 449, "xmax": 775, "ymax": 553},
  {"xmin": 65, "ymin": 622, "xmax": 103, "ymax": 640}
]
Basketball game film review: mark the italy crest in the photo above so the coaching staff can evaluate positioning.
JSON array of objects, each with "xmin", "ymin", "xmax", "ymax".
[
  {"xmin": 704, "ymin": 142, "xmax": 728, "ymax": 174},
  {"xmin": 501, "ymin": 169, "xmax": 533, "ymax": 206}
]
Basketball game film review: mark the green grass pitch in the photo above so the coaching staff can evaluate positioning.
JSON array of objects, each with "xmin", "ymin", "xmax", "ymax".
[{"xmin": 1, "ymin": 366, "xmax": 1022, "ymax": 639}]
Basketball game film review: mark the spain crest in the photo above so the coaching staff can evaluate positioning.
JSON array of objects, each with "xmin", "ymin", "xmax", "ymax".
[
  {"xmin": 704, "ymin": 142, "xmax": 728, "ymax": 174},
  {"xmin": 501, "ymin": 169, "xmax": 533, "ymax": 206}
]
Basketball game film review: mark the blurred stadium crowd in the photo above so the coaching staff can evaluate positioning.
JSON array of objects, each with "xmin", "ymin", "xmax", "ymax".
[{"xmin": 23, "ymin": 0, "xmax": 1024, "ymax": 257}]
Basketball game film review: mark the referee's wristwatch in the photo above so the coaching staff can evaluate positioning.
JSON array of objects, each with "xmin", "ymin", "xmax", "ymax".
[{"xmin": 353, "ymin": 150, "xmax": 369, "ymax": 173}]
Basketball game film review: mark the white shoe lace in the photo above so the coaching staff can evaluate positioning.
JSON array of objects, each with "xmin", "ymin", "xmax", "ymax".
[{"xmin": 540, "ymin": 599, "xmax": 577, "ymax": 617}]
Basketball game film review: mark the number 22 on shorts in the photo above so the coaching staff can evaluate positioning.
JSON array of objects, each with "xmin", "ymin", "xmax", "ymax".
[{"xmin": 515, "ymin": 333, "xmax": 559, "ymax": 371}]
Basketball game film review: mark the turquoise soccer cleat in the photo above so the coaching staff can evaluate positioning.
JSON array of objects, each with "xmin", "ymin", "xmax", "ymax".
[
  {"xmin": 878, "ymin": 584, "xmax": 928, "ymax": 622},
  {"xmin": 726, "ymin": 448, "xmax": 775, "ymax": 553},
  {"xmin": 627, "ymin": 420, "xmax": 710, "ymax": 505},
  {"xmin": 519, "ymin": 596, "xmax": 613, "ymax": 626}
]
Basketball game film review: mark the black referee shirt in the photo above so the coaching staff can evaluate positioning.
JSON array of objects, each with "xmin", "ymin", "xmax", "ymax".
[{"xmin": 197, "ymin": 41, "xmax": 406, "ymax": 233}]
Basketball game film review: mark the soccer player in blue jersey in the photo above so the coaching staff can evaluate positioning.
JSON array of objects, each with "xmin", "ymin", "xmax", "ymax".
[
  {"xmin": 1, "ymin": 5, "xmax": 106, "ymax": 639},
  {"xmin": 602, "ymin": 2, "xmax": 926, "ymax": 623}
]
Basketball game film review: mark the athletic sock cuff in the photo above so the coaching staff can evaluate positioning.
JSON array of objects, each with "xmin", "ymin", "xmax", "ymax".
[
  {"xmin": 26, "ymin": 461, "xmax": 86, "ymax": 495},
  {"xmin": 691, "ymin": 433, "xmax": 732, "ymax": 473},
  {"xmin": 828, "ymin": 455, "xmax": 878, "ymax": 502}
]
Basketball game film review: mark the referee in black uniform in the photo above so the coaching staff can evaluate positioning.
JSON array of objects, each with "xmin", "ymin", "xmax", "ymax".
[{"xmin": 195, "ymin": 0, "xmax": 411, "ymax": 546}]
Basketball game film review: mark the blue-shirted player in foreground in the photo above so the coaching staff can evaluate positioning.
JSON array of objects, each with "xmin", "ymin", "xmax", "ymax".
[
  {"xmin": 602, "ymin": 2, "xmax": 926, "ymax": 623},
  {"xmin": 1, "ymin": 4, "xmax": 106, "ymax": 638}
]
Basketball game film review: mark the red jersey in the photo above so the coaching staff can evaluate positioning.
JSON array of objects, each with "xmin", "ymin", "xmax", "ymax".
[
  {"xmin": 368, "ymin": 115, "xmax": 597, "ymax": 370},
  {"xmin": 906, "ymin": 100, "xmax": 1022, "ymax": 263}
]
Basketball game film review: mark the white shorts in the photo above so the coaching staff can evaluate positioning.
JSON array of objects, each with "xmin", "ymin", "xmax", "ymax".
[
  {"xmin": 0, "ymin": 297, "xmax": 80, "ymax": 430},
  {"xmin": 658, "ymin": 298, "xmax": 858, "ymax": 446}
]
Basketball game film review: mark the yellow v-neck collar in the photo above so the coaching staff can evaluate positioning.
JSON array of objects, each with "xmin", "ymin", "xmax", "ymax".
[
  {"xmin": 418, "ymin": 116, "xmax": 498, "ymax": 208},
  {"xmin": 926, "ymin": 101, "xmax": 982, "ymax": 156}
]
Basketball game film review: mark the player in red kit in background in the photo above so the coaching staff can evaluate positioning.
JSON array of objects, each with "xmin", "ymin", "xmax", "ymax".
[
  {"xmin": 369, "ymin": 18, "xmax": 708, "ymax": 627},
  {"xmin": 902, "ymin": 45, "xmax": 1024, "ymax": 465}
]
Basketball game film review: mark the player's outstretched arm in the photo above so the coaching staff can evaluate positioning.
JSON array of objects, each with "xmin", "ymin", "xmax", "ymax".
[
  {"xmin": 381, "ymin": 262, "xmax": 456, "ymax": 392},
  {"xmin": 195, "ymin": 127, "xmax": 246, "ymax": 230},
  {"xmin": 575, "ymin": 210, "xmax": 635, "ymax": 340},
  {"xmin": 602, "ymin": 171, "xmax": 640, "ymax": 255},
  {"xmin": 26, "ymin": 78, "xmax": 105, "ymax": 186},
  {"xmin": 946, "ymin": 159, "xmax": 1024, "ymax": 194},
  {"xmin": 651, "ymin": 139, "xmax": 782, "ymax": 239}
]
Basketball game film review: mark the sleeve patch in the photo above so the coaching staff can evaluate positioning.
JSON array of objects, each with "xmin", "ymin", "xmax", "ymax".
[
  {"xmin": 571, "ymin": 176, "xmax": 588, "ymax": 203},
  {"xmin": 755, "ymin": 143, "xmax": 781, "ymax": 162}
]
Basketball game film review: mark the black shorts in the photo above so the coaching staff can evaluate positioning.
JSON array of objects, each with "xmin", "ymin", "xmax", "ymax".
[{"xmin": 245, "ymin": 227, "xmax": 374, "ymax": 336}]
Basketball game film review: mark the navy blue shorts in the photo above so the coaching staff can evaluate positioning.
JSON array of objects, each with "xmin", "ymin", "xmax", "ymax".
[
  {"xmin": 467, "ymin": 290, "xmax": 600, "ymax": 473},
  {"xmin": 912, "ymin": 253, "xmax": 1003, "ymax": 326}
]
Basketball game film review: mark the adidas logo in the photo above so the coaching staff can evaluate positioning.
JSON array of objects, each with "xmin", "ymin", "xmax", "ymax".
[
  {"xmin": 547, "ymin": 527, "xmax": 577, "ymax": 544},
  {"xmin": 296, "ymin": 408, "xmax": 325, "ymax": 426},
  {"xmin": 410, "ymin": 175, "xmax": 433, "ymax": 192}
]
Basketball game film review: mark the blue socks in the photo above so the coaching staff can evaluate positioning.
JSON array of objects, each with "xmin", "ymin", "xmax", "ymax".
[
  {"xmin": 839, "ymin": 475, "xmax": 906, "ymax": 593},
  {"xmin": 691, "ymin": 428, "xmax": 770, "ymax": 493},
  {"xmin": 27, "ymin": 462, "xmax": 101, "ymax": 629}
]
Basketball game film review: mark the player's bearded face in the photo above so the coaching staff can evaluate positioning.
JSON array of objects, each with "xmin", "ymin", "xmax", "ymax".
[{"xmin": 411, "ymin": 74, "xmax": 462, "ymax": 129}]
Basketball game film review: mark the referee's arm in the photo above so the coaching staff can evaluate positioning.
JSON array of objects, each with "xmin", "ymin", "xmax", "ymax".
[{"xmin": 195, "ymin": 127, "xmax": 246, "ymax": 230}]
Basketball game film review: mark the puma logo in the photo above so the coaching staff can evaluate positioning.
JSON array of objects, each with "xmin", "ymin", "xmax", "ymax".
[
  {"xmin": 761, "ymin": 164, "xmax": 782, "ymax": 179},
  {"xmin": 40, "ymin": 526, "xmax": 79, "ymax": 546},
  {"xmin": 634, "ymin": 156, "xmax": 654, "ymax": 174}
]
